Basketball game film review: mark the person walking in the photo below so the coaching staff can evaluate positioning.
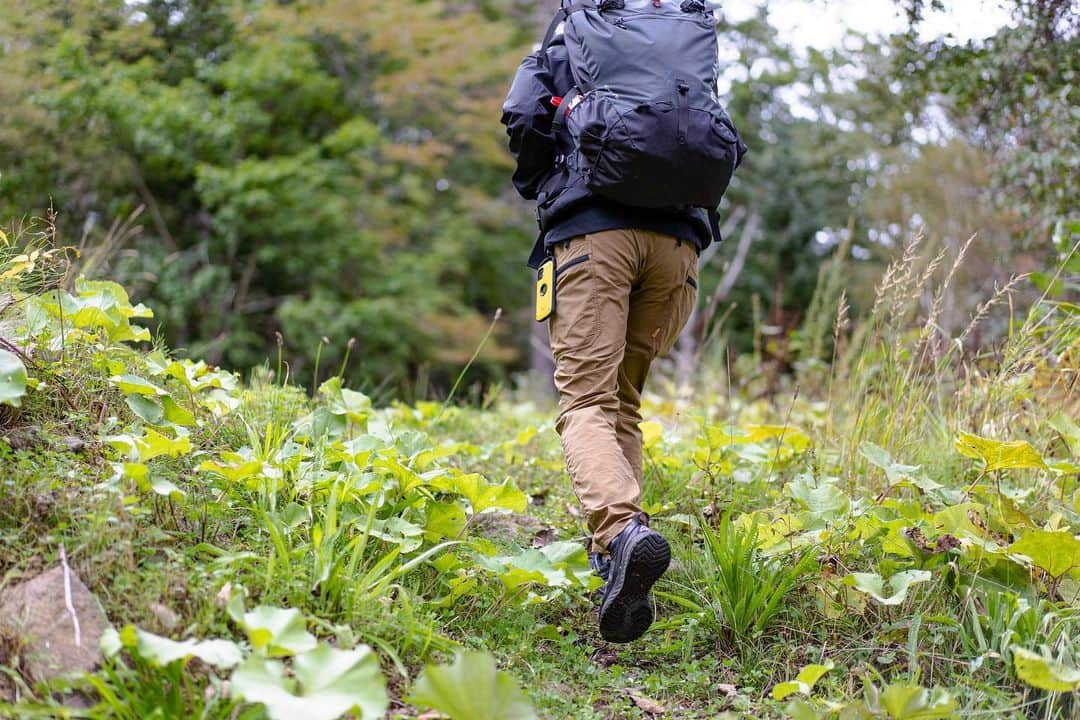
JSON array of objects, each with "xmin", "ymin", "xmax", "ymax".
[{"xmin": 501, "ymin": 0, "xmax": 746, "ymax": 643}]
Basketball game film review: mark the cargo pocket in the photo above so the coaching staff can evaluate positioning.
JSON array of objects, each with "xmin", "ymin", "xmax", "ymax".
[{"xmin": 549, "ymin": 236, "xmax": 599, "ymax": 352}]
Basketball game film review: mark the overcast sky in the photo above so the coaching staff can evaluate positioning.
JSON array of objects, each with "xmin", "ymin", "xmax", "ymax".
[{"xmin": 719, "ymin": 0, "xmax": 1014, "ymax": 49}]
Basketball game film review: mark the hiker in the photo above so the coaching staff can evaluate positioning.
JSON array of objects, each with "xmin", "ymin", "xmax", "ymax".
[{"xmin": 501, "ymin": 0, "xmax": 746, "ymax": 642}]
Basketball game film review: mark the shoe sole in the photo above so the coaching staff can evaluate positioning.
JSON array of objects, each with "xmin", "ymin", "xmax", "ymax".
[{"xmin": 598, "ymin": 532, "xmax": 670, "ymax": 643}]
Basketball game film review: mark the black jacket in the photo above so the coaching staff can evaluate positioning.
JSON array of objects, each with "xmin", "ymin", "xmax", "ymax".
[{"xmin": 501, "ymin": 31, "xmax": 717, "ymax": 268}]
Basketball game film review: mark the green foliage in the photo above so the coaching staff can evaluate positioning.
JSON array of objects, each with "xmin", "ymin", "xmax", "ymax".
[
  {"xmin": 773, "ymin": 661, "xmax": 834, "ymax": 701},
  {"xmin": 410, "ymin": 651, "xmax": 537, "ymax": 720},
  {"xmin": 669, "ymin": 513, "xmax": 817, "ymax": 644},
  {"xmin": 0, "ymin": 348, "xmax": 26, "ymax": 406},
  {"xmin": 844, "ymin": 570, "xmax": 932, "ymax": 606},
  {"xmin": 230, "ymin": 645, "xmax": 387, "ymax": 720},
  {"xmin": 0, "ymin": 0, "xmax": 529, "ymax": 392},
  {"xmin": 1012, "ymin": 647, "xmax": 1080, "ymax": 693},
  {"xmin": 2, "ymin": 224, "xmax": 1079, "ymax": 718}
]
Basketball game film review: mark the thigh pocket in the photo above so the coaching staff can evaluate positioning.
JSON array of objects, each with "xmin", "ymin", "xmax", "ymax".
[{"xmin": 549, "ymin": 237, "xmax": 598, "ymax": 352}]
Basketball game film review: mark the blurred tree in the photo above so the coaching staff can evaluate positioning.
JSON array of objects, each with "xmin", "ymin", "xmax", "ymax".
[
  {"xmin": 893, "ymin": 0, "xmax": 1078, "ymax": 240},
  {"xmin": 0, "ymin": 0, "xmax": 529, "ymax": 397}
]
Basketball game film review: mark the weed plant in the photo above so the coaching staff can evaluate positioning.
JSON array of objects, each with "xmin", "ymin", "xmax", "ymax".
[{"xmin": 0, "ymin": 216, "xmax": 1078, "ymax": 718}]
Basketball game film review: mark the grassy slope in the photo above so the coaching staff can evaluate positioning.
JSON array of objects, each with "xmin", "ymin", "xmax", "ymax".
[{"xmin": 1, "ymin": 239, "xmax": 1078, "ymax": 719}]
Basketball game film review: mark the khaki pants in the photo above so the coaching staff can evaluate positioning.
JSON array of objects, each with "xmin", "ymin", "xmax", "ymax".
[{"xmin": 548, "ymin": 228, "xmax": 698, "ymax": 552}]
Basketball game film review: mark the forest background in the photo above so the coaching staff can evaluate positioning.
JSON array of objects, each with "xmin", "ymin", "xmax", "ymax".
[{"xmin": 0, "ymin": 0, "xmax": 1076, "ymax": 398}]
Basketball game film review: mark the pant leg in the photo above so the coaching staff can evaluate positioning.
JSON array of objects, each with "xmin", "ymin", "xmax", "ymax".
[
  {"xmin": 549, "ymin": 230, "xmax": 641, "ymax": 552},
  {"xmin": 615, "ymin": 356, "xmax": 649, "ymax": 489},
  {"xmin": 616, "ymin": 230, "xmax": 699, "ymax": 488}
]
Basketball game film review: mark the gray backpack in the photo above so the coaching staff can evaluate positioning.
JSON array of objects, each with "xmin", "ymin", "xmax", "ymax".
[{"xmin": 543, "ymin": 0, "xmax": 743, "ymax": 209}]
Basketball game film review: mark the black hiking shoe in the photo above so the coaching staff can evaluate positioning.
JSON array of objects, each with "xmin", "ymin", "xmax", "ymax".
[{"xmin": 596, "ymin": 514, "xmax": 670, "ymax": 643}]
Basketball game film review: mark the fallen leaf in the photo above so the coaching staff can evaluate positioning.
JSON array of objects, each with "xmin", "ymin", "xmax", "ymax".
[{"xmin": 717, "ymin": 683, "xmax": 737, "ymax": 697}]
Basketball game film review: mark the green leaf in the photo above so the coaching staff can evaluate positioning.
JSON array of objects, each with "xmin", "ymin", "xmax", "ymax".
[
  {"xmin": 953, "ymin": 432, "xmax": 1046, "ymax": 472},
  {"xmin": 161, "ymin": 396, "xmax": 197, "ymax": 426},
  {"xmin": 1048, "ymin": 412, "xmax": 1080, "ymax": 458},
  {"xmin": 110, "ymin": 374, "xmax": 166, "ymax": 396},
  {"xmin": 134, "ymin": 428, "xmax": 192, "ymax": 461},
  {"xmin": 844, "ymin": 570, "xmax": 931, "ymax": 605},
  {"xmin": 1009, "ymin": 530, "xmax": 1080, "ymax": 579},
  {"xmin": 104, "ymin": 625, "xmax": 242, "ymax": 669},
  {"xmin": 771, "ymin": 661, "xmax": 834, "ymax": 700},
  {"xmin": 1012, "ymin": 647, "xmax": 1080, "ymax": 692},
  {"xmin": 424, "ymin": 500, "xmax": 468, "ymax": 541},
  {"xmin": 126, "ymin": 395, "xmax": 164, "ymax": 425},
  {"xmin": 369, "ymin": 516, "xmax": 424, "ymax": 552},
  {"xmin": 431, "ymin": 473, "xmax": 528, "ymax": 514},
  {"xmin": 787, "ymin": 475, "xmax": 850, "ymax": 527},
  {"xmin": 151, "ymin": 476, "xmax": 186, "ymax": 501},
  {"xmin": 409, "ymin": 651, "xmax": 537, "ymax": 720},
  {"xmin": 230, "ymin": 644, "xmax": 388, "ymax": 720},
  {"xmin": 241, "ymin": 606, "xmax": 317, "ymax": 657},
  {"xmin": 879, "ymin": 683, "xmax": 957, "ymax": 719},
  {"xmin": 0, "ymin": 349, "xmax": 27, "ymax": 407},
  {"xmin": 198, "ymin": 454, "xmax": 264, "ymax": 482}
]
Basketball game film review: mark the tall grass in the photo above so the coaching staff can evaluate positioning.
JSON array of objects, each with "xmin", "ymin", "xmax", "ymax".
[{"xmin": 796, "ymin": 232, "xmax": 1080, "ymax": 490}]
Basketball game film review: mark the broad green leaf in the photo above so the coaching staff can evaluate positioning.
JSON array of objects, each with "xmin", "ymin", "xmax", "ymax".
[
  {"xmin": 744, "ymin": 424, "xmax": 812, "ymax": 450},
  {"xmin": 953, "ymin": 432, "xmax": 1046, "ymax": 471},
  {"xmin": 151, "ymin": 476, "xmax": 186, "ymax": 501},
  {"xmin": 1009, "ymin": 530, "xmax": 1080, "ymax": 578},
  {"xmin": 161, "ymin": 396, "xmax": 196, "ymax": 426},
  {"xmin": 102, "ymin": 626, "xmax": 242, "ymax": 669},
  {"xmin": 771, "ymin": 661, "xmax": 834, "ymax": 700},
  {"xmin": 125, "ymin": 395, "xmax": 164, "ymax": 425},
  {"xmin": 640, "ymin": 420, "xmax": 663, "ymax": 449},
  {"xmin": 538, "ymin": 540, "xmax": 597, "ymax": 588},
  {"xmin": 410, "ymin": 651, "xmax": 536, "ymax": 720},
  {"xmin": 0, "ymin": 349, "xmax": 27, "ymax": 407},
  {"xmin": 241, "ymin": 606, "xmax": 317, "ymax": 657},
  {"xmin": 110, "ymin": 374, "xmax": 166, "ymax": 396},
  {"xmin": 47, "ymin": 278, "xmax": 154, "ymax": 342},
  {"xmin": 844, "ymin": 570, "xmax": 931, "ymax": 605},
  {"xmin": 860, "ymin": 443, "xmax": 937, "ymax": 489},
  {"xmin": 230, "ymin": 645, "xmax": 388, "ymax": 720},
  {"xmin": 369, "ymin": 516, "xmax": 424, "ymax": 552},
  {"xmin": 199, "ymin": 454, "xmax": 264, "ymax": 482},
  {"xmin": 932, "ymin": 503, "xmax": 986, "ymax": 539},
  {"xmin": 879, "ymin": 683, "xmax": 957, "ymax": 719},
  {"xmin": 788, "ymin": 475, "xmax": 850, "ymax": 527},
  {"xmin": 432, "ymin": 473, "xmax": 528, "ymax": 514},
  {"xmin": 1012, "ymin": 647, "xmax": 1080, "ymax": 692},
  {"xmin": 424, "ymin": 500, "xmax": 468, "ymax": 540},
  {"xmin": 135, "ymin": 428, "xmax": 192, "ymax": 461},
  {"xmin": 1048, "ymin": 412, "xmax": 1080, "ymax": 458}
]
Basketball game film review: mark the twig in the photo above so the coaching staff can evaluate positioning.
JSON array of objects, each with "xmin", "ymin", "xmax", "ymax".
[{"xmin": 59, "ymin": 544, "xmax": 82, "ymax": 648}]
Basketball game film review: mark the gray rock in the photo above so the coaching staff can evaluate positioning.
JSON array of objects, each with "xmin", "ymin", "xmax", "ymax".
[
  {"xmin": 57, "ymin": 436, "xmax": 86, "ymax": 453},
  {"xmin": 0, "ymin": 566, "xmax": 109, "ymax": 683}
]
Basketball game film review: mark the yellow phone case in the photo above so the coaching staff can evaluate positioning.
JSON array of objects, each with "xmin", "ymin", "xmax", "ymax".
[{"xmin": 535, "ymin": 258, "xmax": 555, "ymax": 322}]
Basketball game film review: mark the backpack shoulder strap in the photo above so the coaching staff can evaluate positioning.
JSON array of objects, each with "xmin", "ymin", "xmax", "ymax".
[
  {"xmin": 540, "ymin": 1, "xmax": 606, "ymax": 53},
  {"xmin": 540, "ymin": 7, "xmax": 568, "ymax": 53}
]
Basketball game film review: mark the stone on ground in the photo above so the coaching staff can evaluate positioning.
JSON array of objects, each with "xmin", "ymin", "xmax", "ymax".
[{"xmin": 0, "ymin": 566, "xmax": 109, "ymax": 684}]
